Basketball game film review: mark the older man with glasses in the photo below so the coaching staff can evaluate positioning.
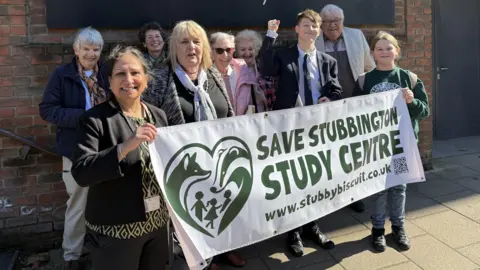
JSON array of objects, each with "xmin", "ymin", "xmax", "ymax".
[{"xmin": 315, "ymin": 4, "xmax": 375, "ymax": 213}]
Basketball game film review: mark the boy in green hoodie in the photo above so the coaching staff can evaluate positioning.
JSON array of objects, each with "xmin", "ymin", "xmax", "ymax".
[{"xmin": 353, "ymin": 31, "xmax": 429, "ymax": 252}]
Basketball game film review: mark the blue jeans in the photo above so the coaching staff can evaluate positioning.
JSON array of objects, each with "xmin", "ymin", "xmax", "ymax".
[{"xmin": 370, "ymin": 184, "xmax": 406, "ymax": 229}]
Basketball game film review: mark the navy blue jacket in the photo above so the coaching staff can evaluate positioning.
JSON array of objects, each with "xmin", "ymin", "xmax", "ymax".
[{"xmin": 39, "ymin": 57, "xmax": 110, "ymax": 160}]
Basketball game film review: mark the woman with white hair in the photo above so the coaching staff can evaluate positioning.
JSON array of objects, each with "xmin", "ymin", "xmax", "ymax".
[
  {"xmin": 39, "ymin": 26, "xmax": 109, "ymax": 270},
  {"xmin": 210, "ymin": 31, "xmax": 266, "ymax": 114},
  {"xmin": 235, "ymin": 30, "xmax": 275, "ymax": 111}
]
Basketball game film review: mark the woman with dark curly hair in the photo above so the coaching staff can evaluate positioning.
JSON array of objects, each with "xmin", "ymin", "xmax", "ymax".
[{"xmin": 138, "ymin": 21, "xmax": 168, "ymax": 69}]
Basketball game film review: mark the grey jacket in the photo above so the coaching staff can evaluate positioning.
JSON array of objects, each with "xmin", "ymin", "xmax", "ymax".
[{"xmin": 142, "ymin": 64, "xmax": 235, "ymax": 125}]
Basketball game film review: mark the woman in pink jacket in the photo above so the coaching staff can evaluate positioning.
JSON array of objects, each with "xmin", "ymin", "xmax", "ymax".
[{"xmin": 210, "ymin": 32, "xmax": 267, "ymax": 115}]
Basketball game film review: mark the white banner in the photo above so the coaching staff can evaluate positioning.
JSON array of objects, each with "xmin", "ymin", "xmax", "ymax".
[{"xmin": 149, "ymin": 89, "xmax": 425, "ymax": 269}]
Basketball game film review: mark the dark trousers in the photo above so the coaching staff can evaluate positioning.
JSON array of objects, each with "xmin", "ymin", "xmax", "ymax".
[
  {"xmin": 85, "ymin": 227, "xmax": 168, "ymax": 270},
  {"xmin": 289, "ymin": 221, "xmax": 317, "ymax": 237}
]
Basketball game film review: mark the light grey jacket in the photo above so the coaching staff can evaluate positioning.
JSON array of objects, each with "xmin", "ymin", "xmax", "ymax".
[{"xmin": 315, "ymin": 27, "xmax": 375, "ymax": 81}]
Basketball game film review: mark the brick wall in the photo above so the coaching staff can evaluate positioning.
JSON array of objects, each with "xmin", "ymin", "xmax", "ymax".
[{"xmin": 0, "ymin": 0, "xmax": 432, "ymax": 249}]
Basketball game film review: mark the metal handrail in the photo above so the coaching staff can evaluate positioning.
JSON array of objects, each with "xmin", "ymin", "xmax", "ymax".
[{"xmin": 0, "ymin": 128, "xmax": 58, "ymax": 158}]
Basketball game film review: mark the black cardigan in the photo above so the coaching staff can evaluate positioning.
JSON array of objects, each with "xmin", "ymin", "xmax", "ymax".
[{"xmin": 71, "ymin": 99, "xmax": 168, "ymax": 226}]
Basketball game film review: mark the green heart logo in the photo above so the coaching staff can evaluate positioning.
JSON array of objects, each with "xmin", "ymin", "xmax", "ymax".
[{"xmin": 164, "ymin": 136, "xmax": 253, "ymax": 237}]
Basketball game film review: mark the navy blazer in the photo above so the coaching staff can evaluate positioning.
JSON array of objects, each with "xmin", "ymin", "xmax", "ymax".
[
  {"xmin": 39, "ymin": 57, "xmax": 110, "ymax": 159},
  {"xmin": 259, "ymin": 36, "xmax": 343, "ymax": 110}
]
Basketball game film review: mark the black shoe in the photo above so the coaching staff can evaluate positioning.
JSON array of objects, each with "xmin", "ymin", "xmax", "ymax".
[
  {"xmin": 307, "ymin": 224, "xmax": 335, "ymax": 250},
  {"xmin": 287, "ymin": 231, "xmax": 304, "ymax": 257},
  {"xmin": 349, "ymin": 200, "xmax": 366, "ymax": 213},
  {"xmin": 392, "ymin": 225, "xmax": 410, "ymax": 251},
  {"xmin": 371, "ymin": 228, "xmax": 386, "ymax": 252}
]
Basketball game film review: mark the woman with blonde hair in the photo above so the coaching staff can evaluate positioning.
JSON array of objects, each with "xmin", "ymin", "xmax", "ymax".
[
  {"xmin": 142, "ymin": 20, "xmax": 245, "ymax": 270},
  {"xmin": 353, "ymin": 31, "xmax": 429, "ymax": 253}
]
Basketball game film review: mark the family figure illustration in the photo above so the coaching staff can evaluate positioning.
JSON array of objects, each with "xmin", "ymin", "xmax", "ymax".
[{"xmin": 191, "ymin": 190, "xmax": 233, "ymax": 229}]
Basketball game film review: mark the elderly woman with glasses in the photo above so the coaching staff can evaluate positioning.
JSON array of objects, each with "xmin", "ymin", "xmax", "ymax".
[
  {"xmin": 211, "ymin": 32, "xmax": 267, "ymax": 114},
  {"xmin": 235, "ymin": 30, "xmax": 276, "ymax": 111},
  {"xmin": 39, "ymin": 26, "xmax": 109, "ymax": 270},
  {"xmin": 142, "ymin": 20, "xmax": 246, "ymax": 270}
]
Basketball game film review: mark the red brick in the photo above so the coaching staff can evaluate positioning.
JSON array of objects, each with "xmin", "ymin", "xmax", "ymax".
[
  {"xmin": 9, "ymin": 15, "xmax": 26, "ymax": 25},
  {"xmin": 8, "ymin": 35, "xmax": 27, "ymax": 45},
  {"xmin": 0, "ymin": 107, "xmax": 15, "ymax": 117},
  {"xmin": 0, "ymin": 96, "xmax": 31, "ymax": 107},
  {"xmin": 29, "ymin": 7, "xmax": 45, "ymax": 16},
  {"xmin": 15, "ymin": 106, "xmax": 38, "ymax": 116},
  {"xmin": 36, "ymin": 154, "xmax": 61, "ymax": 165},
  {"xmin": 11, "ymin": 25, "xmax": 26, "ymax": 35},
  {"xmin": 30, "ymin": 25, "xmax": 47, "ymax": 35},
  {"xmin": 31, "ymin": 54, "xmax": 62, "ymax": 64},
  {"xmin": 0, "ymin": 25, "xmax": 10, "ymax": 36},
  {"xmin": 11, "ymin": 46, "xmax": 44, "ymax": 56},
  {"xmin": 0, "ymin": 208, "xmax": 19, "ymax": 219},
  {"xmin": 0, "ymin": 187, "xmax": 22, "ymax": 197},
  {"xmin": 11, "ymin": 195, "xmax": 37, "ymax": 206},
  {"xmin": 0, "ymin": 55, "xmax": 30, "ymax": 66},
  {"xmin": 407, "ymin": 51, "xmax": 424, "ymax": 58},
  {"xmin": 31, "ymin": 75, "xmax": 48, "ymax": 86},
  {"xmin": 8, "ymin": 5, "xmax": 26, "ymax": 16},
  {"xmin": 21, "ymin": 222, "xmax": 53, "ymax": 235},
  {"xmin": 0, "ymin": 148, "xmax": 18, "ymax": 157},
  {"xmin": 30, "ymin": 35, "xmax": 61, "ymax": 44},
  {"xmin": 38, "ymin": 191, "xmax": 68, "ymax": 204},
  {"xmin": 18, "ymin": 165, "xmax": 52, "ymax": 176},
  {"xmin": 52, "ymin": 182, "xmax": 66, "ymax": 191},
  {"xmin": 6, "ymin": 215, "xmax": 37, "ymax": 227},
  {"xmin": 33, "ymin": 115, "xmax": 47, "ymax": 125},
  {"xmin": 29, "ymin": 0, "xmax": 45, "ymax": 7},
  {"xmin": 0, "ymin": 76, "xmax": 31, "ymax": 86},
  {"xmin": 14, "ymin": 86, "xmax": 44, "ymax": 96},
  {"xmin": 38, "ymin": 173, "xmax": 61, "ymax": 183},
  {"xmin": 423, "ymin": 7, "xmax": 432, "ymax": 14},
  {"xmin": 0, "ymin": 46, "xmax": 8, "ymax": 55},
  {"xmin": 0, "ymin": 168, "xmax": 17, "ymax": 178},
  {"xmin": 0, "ymin": 0, "xmax": 25, "ymax": 4},
  {"xmin": 21, "ymin": 183, "xmax": 51, "ymax": 195},
  {"xmin": 16, "ymin": 125, "xmax": 49, "ymax": 136},
  {"xmin": 30, "ymin": 15, "xmax": 45, "ymax": 25},
  {"xmin": 14, "ymin": 65, "xmax": 47, "ymax": 76},
  {"xmin": 0, "ymin": 66, "xmax": 12, "ymax": 76},
  {"xmin": 0, "ymin": 116, "xmax": 33, "ymax": 127},
  {"xmin": 2, "ymin": 175, "xmax": 37, "ymax": 187},
  {"xmin": 0, "ymin": 87, "xmax": 13, "ymax": 97}
]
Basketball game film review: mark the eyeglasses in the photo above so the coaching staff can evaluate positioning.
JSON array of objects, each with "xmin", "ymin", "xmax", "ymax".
[
  {"xmin": 214, "ymin": 48, "xmax": 235, "ymax": 54},
  {"xmin": 323, "ymin": 18, "xmax": 343, "ymax": 25}
]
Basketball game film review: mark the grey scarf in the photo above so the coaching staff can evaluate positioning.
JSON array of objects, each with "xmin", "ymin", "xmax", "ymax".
[{"xmin": 174, "ymin": 66, "xmax": 217, "ymax": 121}]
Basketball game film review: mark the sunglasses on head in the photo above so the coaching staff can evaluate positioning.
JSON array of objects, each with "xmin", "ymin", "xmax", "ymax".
[{"xmin": 214, "ymin": 48, "xmax": 235, "ymax": 54}]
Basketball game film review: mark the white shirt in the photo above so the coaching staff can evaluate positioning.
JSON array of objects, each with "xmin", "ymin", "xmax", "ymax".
[
  {"xmin": 265, "ymin": 30, "xmax": 322, "ymax": 105},
  {"xmin": 81, "ymin": 70, "xmax": 93, "ymax": 110},
  {"xmin": 297, "ymin": 46, "xmax": 321, "ymax": 105}
]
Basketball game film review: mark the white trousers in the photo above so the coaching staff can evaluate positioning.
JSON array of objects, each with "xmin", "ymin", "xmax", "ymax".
[{"xmin": 62, "ymin": 157, "xmax": 89, "ymax": 261}]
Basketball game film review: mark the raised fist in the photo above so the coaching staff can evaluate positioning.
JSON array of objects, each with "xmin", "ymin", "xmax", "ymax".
[{"xmin": 267, "ymin": 19, "xmax": 280, "ymax": 32}]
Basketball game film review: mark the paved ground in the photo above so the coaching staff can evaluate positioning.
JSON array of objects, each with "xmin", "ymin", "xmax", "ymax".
[{"xmin": 18, "ymin": 145, "xmax": 480, "ymax": 270}]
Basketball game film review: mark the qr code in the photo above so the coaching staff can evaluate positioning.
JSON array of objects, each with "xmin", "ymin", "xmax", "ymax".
[{"xmin": 393, "ymin": 157, "xmax": 409, "ymax": 175}]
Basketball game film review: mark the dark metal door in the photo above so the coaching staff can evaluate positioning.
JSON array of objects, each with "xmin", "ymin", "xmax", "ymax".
[{"xmin": 434, "ymin": 0, "xmax": 480, "ymax": 140}]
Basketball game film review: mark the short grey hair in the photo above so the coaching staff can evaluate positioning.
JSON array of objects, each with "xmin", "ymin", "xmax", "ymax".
[
  {"xmin": 73, "ymin": 26, "xmax": 104, "ymax": 51},
  {"xmin": 235, "ymin": 30, "xmax": 262, "ymax": 55},
  {"xmin": 320, "ymin": 4, "xmax": 345, "ymax": 19},
  {"xmin": 209, "ymin": 32, "xmax": 235, "ymax": 46}
]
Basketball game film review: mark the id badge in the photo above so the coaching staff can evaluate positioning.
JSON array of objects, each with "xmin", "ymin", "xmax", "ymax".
[{"xmin": 144, "ymin": 196, "xmax": 161, "ymax": 213}]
